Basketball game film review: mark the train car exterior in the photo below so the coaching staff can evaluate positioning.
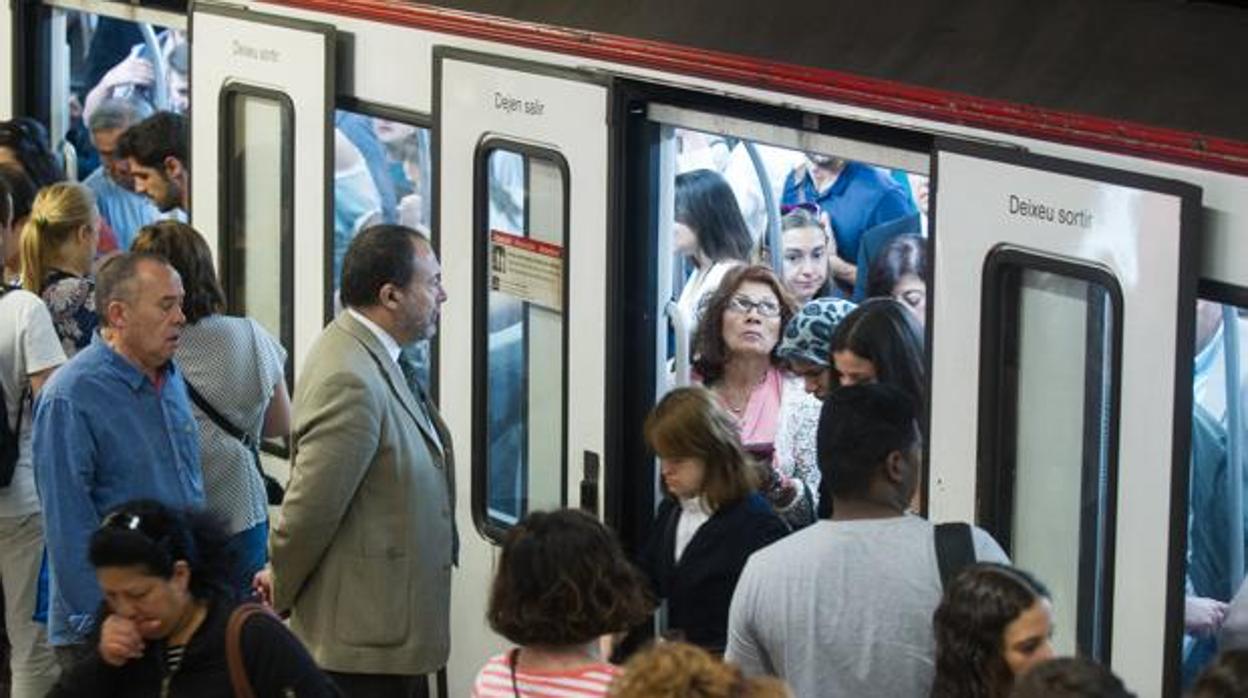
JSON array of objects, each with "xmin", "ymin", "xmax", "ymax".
[{"xmin": 5, "ymin": 1, "xmax": 1247, "ymax": 696}]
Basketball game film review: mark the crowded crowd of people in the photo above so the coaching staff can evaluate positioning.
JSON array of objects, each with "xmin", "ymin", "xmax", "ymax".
[{"xmin": 0, "ymin": 21, "xmax": 1244, "ymax": 697}]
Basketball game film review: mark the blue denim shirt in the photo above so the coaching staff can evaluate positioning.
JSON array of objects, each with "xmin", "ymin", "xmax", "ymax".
[
  {"xmin": 781, "ymin": 161, "xmax": 917, "ymax": 264},
  {"xmin": 32, "ymin": 333, "xmax": 203, "ymax": 646}
]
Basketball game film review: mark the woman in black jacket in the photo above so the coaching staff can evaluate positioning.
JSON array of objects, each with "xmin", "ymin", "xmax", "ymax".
[
  {"xmin": 639, "ymin": 386, "xmax": 789, "ymax": 655},
  {"xmin": 49, "ymin": 499, "xmax": 340, "ymax": 697}
]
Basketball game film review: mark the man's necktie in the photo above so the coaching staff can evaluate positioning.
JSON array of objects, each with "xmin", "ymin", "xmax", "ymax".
[{"xmin": 398, "ymin": 346, "xmax": 442, "ymax": 452}]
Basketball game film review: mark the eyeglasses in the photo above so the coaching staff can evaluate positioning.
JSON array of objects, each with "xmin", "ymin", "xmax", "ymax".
[
  {"xmin": 727, "ymin": 295, "xmax": 782, "ymax": 318},
  {"xmin": 780, "ymin": 202, "xmax": 819, "ymax": 216}
]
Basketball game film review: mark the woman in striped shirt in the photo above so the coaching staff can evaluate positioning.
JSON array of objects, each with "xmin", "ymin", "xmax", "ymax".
[{"xmin": 472, "ymin": 509, "xmax": 654, "ymax": 698}]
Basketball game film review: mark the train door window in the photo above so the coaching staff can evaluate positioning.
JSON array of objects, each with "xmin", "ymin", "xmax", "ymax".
[
  {"xmin": 474, "ymin": 142, "xmax": 568, "ymax": 536},
  {"xmin": 331, "ymin": 108, "xmax": 432, "ymax": 385},
  {"xmin": 1183, "ymin": 298, "xmax": 1248, "ymax": 682},
  {"xmin": 220, "ymin": 87, "xmax": 294, "ymax": 378},
  {"xmin": 979, "ymin": 251, "xmax": 1121, "ymax": 659},
  {"xmin": 37, "ymin": 3, "xmax": 186, "ymax": 183}
]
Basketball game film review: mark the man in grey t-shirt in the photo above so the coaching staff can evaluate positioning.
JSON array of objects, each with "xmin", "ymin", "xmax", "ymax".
[{"xmin": 725, "ymin": 384, "xmax": 1008, "ymax": 698}]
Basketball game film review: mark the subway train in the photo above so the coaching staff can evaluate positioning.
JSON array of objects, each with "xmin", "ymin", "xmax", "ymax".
[{"xmin": 4, "ymin": 1, "xmax": 1248, "ymax": 695}]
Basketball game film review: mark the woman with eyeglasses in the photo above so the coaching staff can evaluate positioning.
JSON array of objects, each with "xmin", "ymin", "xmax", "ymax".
[
  {"xmin": 867, "ymin": 234, "xmax": 927, "ymax": 327},
  {"xmin": 48, "ymin": 499, "xmax": 340, "ymax": 698},
  {"xmin": 777, "ymin": 203, "xmax": 834, "ymax": 305},
  {"xmin": 692, "ymin": 265, "xmax": 821, "ymax": 527},
  {"xmin": 674, "ymin": 169, "xmax": 755, "ymax": 330}
]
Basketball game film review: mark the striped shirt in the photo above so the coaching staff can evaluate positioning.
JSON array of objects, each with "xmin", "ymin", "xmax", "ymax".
[{"xmin": 471, "ymin": 652, "xmax": 618, "ymax": 698}]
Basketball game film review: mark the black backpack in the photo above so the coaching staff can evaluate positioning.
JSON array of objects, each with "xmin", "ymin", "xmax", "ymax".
[{"xmin": 0, "ymin": 285, "xmax": 24, "ymax": 488}]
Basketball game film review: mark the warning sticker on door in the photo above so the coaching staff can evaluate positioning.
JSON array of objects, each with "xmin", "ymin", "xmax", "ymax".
[{"xmin": 489, "ymin": 229, "xmax": 564, "ymax": 313}]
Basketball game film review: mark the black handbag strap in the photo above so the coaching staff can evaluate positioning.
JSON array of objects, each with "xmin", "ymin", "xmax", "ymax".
[
  {"xmin": 934, "ymin": 522, "xmax": 976, "ymax": 589},
  {"xmin": 184, "ymin": 380, "xmax": 257, "ymax": 452}
]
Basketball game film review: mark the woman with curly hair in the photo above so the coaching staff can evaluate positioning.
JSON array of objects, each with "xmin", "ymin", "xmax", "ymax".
[
  {"xmin": 472, "ymin": 509, "xmax": 654, "ymax": 697},
  {"xmin": 930, "ymin": 563, "xmax": 1055, "ymax": 698},
  {"xmin": 609, "ymin": 641, "xmax": 790, "ymax": 698}
]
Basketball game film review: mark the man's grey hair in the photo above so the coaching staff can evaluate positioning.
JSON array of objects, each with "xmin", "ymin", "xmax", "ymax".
[
  {"xmin": 88, "ymin": 97, "xmax": 155, "ymax": 134},
  {"xmin": 95, "ymin": 251, "xmax": 170, "ymax": 327}
]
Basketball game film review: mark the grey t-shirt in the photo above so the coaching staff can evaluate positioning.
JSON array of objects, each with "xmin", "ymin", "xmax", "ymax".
[{"xmin": 725, "ymin": 515, "xmax": 1008, "ymax": 698}]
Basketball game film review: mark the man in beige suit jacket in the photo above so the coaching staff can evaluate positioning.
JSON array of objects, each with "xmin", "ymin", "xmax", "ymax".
[{"xmin": 259, "ymin": 225, "xmax": 455, "ymax": 697}]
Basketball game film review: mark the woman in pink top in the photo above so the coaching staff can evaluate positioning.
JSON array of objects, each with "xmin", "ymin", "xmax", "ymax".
[
  {"xmin": 692, "ymin": 265, "xmax": 819, "ymax": 527},
  {"xmin": 471, "ymin": 509, "xmax": 654, "ymax": 698}
]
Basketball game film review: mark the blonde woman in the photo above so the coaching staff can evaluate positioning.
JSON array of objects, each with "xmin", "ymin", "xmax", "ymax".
[{"xmin": 20, "ymin": 183, "xmax": 102, "ymax": 357}]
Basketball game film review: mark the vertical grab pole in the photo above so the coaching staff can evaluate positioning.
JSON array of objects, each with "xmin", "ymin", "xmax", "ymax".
[
  {"xmin": 1225, "ymin": 305, "xmax": 1244, "ymax": 593},
  {"xmin": 742, "ymin": 141, "xmax": 781, "ymax": 275},
  {"xmin": 657, "ymin": 125, "xmax": 682, "ymax": 387},
  {"xmin": 138, "ymin": 24, "xmax": 169, "ymax": 112}
]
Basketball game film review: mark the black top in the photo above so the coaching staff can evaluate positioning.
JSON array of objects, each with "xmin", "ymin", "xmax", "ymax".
[
  {"xmin": 639, "ymin": 491, "xmax": 789, "ymax": 654},
  {"xmin": 49, "ymin": 598, "xmax": 342, "ymax": 698}
]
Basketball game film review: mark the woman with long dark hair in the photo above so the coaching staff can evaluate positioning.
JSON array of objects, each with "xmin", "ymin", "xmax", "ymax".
[
  {"xmin": 48, "ymin": 499, "xmax": 339, "ymax": 697},
  {"xmin": 830, "ymin": 297, "xmax": 926, "ymax": 415},
  {"xmin": 930, "ymin": 564, "xmax": 1055, "ymax": 698},
  {"xmin": 674, "ymin": 169, "xmax": 754, "ymax": 328}
]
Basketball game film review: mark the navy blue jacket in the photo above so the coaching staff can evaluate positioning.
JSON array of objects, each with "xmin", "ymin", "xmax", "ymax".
[{"xmin": 640, "ymin": 492, "xmax": 789, "ymax": 654}]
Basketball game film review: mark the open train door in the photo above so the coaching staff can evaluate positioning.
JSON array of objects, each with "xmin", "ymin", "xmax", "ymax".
[
  {"xmin": 926, "ymin": 140, "xmax": 1201, "ymax": 696},
  {"xmin": 189, "ymin": 2, "xmax": 334, "ymax": 378},
  {"xmin": 434, "ymin": 49, "xmax": 610, "ymax": 693}
]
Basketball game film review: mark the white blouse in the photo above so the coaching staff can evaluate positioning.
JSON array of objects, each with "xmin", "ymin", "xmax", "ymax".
[{"xmin": 674, "ymin": 496, "xmax": 714, "ymax": 563}]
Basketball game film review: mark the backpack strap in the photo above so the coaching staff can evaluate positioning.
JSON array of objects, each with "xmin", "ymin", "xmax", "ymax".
[
  {"xmin": 934, "ymin": 522, "xmax": 976, "ymax": 589},
  {"xmin": 225, "ymin": 602, "xmax": 276, "ymax": 698}
]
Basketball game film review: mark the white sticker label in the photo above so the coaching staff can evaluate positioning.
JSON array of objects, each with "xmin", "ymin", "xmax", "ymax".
[{"xmin": 489, "ymin": 230, "xmax": 563, "ymax": 313}]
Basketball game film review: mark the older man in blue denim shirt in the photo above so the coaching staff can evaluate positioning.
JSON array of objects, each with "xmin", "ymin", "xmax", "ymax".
[{"xmin": 32, "ymin": 252, "xmax": 202, "ymax": 659}]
